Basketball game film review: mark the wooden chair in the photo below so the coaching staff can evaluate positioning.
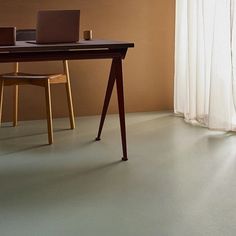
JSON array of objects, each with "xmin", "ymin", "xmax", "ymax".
[{"xmin": 0, "ymin": 29, "xmax": 75, "ymax": 144}]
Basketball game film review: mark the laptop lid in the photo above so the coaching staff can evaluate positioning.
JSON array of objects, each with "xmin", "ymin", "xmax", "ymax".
[
  {"xmin": 36, "ymin": 10, "xmax": 80, "ymax": 44},
  {"xmin": 0, "ymin": 27, "xmax": 16, "ymax": 46}
]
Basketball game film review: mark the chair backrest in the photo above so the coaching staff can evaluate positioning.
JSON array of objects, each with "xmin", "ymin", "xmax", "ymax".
[{"xmin": 16, "ymin": 29, "xmax": 36, "ymax": 41}]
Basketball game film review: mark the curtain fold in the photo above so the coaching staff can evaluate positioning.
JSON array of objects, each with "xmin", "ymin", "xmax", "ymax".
[{"xmin": 175, "ymin": 0, "xmax": 236, "ymax": 131}]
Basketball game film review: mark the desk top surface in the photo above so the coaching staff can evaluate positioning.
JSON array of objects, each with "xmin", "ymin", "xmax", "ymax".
[{"xmin": 0, "ymin": 40, "xmax": 134, "ymax": 53}]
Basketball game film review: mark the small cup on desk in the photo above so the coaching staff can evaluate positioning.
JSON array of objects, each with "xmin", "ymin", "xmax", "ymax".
[{"xmin": 83, "ymin": 30, "xmax": 93, "ymax": 40}]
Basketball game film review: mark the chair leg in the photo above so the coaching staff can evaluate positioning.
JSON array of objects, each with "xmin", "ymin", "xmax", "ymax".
[
  {"xmin": 13, "ymin": 62, "xmax": 19, "ymax": 127},
  {"xmin": 0, "ymin": 79, "xmax": 4, "ymax": 125},
  {"xmin": 45, "ymin": 79, "xmax": 53, "ymax": 144},
  {"xmin": 13, "ymin": 85, "xmax": 19, "ymax": 127},
  {"xmin": 63, "ymin": 60, "xmax": 75, "ymax": 129}
]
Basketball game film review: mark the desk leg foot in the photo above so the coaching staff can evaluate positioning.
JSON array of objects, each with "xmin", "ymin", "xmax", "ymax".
[
  {"xmin": 122, "ymin": 157, "xmax": 128, "ymax": 161},
  {"xmin": 95, "ymin": 137, "xmax": 101, "ymax": 141}
]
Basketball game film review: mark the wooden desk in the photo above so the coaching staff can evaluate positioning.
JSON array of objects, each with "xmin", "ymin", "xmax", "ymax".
[{"xmin": 0, "ymin": 40, "xmax": 134, "ymax": 161}]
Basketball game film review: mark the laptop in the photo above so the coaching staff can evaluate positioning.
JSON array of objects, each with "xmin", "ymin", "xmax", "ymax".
[
  {"xmin": 0, "ymin": 27, "xmax": 16, "ymax": 46},
  {"xmin": 35, "ymin": 10, "xmax": 80, "ymax": 44}
]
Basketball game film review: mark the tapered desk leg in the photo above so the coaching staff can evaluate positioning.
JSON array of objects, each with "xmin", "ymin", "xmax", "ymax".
[
  {"xmin": 0, "ymin": 80, "xmax": 4, "ymax": 125},
  {"xmin": 115, "ymin": 58, "xmax": 128, "ymax": 161},
  {"xmin": 96, "ymin": 59, "xmax": 116, "ymax": 141},
  {"xmin": 96, "ymin": 58, "xmax": 128, "ymax": 161}
]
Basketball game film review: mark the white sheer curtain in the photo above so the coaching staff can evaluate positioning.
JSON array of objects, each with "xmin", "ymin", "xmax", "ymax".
[{"xmin": 175, "ymin": 0, "xmax": 236, "ymax": 131}]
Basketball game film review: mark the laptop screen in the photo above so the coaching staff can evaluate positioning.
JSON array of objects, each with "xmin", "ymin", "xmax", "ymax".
[{"xmin": 36, "ymin": 10, "xmax": 80, "ymax": 44}]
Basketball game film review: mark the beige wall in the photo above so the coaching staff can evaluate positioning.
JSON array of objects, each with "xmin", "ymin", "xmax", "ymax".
[{"xmin": 0, "ymin": 0, "xmax": 175, "ymax": 122}]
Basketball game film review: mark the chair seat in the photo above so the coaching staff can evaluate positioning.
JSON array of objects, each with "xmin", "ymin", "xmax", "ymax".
[
  {"xmin": 0, "ymin": 72, "xmax": 67, "ymax": 86},
  {"xmin": 0, "ymin": 72, "xmax": 64, "ymax": 79}
]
